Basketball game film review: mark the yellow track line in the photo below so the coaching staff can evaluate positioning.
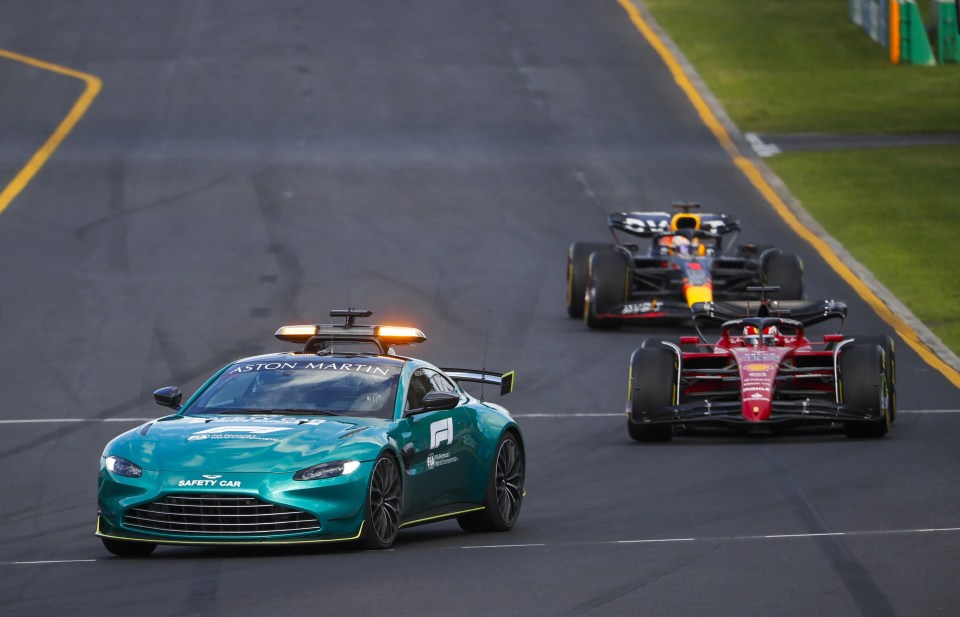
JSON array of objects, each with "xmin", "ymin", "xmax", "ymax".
[
  {"xmin": 616, "ymin": 0, "xmax": 960, "ymax": 389},
  {"xmin": 0, "ymin": 49, "xmax": 102, "ymax": 216}
]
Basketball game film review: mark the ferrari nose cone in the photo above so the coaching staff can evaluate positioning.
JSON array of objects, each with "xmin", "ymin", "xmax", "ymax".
[{"xmin": 737, "ymin": 361, "xmax": 777, "ymax": 422}]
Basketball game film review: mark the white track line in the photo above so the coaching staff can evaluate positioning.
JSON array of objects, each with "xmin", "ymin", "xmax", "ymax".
[
  {"xmin": 2, "ymin": 559, "xmax": 97, "ymax": 565},
  {"xmin": 515, "ymin": 413, "xmax": 623, "ymax": 418},
  {"xmin": 516, "ymin": 410, "xmax": 959, "ymax": 418},
  {"xmin": 454, "ymin": 526, "xmax": 960, "ymax": 550},
  {"xmin": 4, "ymin": 527, "xmax": 960, "ymax": 565},
  {"xmin": 0, "ymin": 410, "xmax": 956, "ymax": 424},
  {"xmin": 0, "ymin": 418, "xmax": 154, "ymax": 424}
]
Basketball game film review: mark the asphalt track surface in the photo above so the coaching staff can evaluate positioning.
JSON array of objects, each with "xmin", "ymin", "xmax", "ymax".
[{"xmin": 1, "ymin": 2, "xmax": 958, "ymax": 616}]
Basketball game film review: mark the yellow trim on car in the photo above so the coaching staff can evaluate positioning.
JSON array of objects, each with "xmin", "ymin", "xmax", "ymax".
[{"xmin": 399, "ymin": 507, "xmax": 485, "ymax": 528}]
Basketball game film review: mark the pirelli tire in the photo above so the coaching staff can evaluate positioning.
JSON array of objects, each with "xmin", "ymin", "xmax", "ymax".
[
  {"xmin": 626, "ymin": 347, "xmax": 676, "ymax": 442},
  {"xmin": 567, "ymin": 242, "xmax": 614, "ymax": 319},
  {"xmin": 839, "ymin": 344, "xmax": 891, "ymax": 438},
  {"xmin": 584, "ymin": 250, "xmax": 629, "ymax": 330},
  {"xmin": 763, "ymin": 252, "xmax": 804, "ymax": 300},
  {"xmin": 848, "ymin": 334, "xmax": 897, "ymax": 422}
]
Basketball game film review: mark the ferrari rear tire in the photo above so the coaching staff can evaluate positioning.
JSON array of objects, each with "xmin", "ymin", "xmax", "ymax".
[
  {"xmin": 626, "ymin": 347, "xmax": 676, "ymax": 442},
  {"xmin": 763, "ymin": 253, "xmax": 804, "ymax": 300},
  {"xmin": 567, "ymin": 242, "xmax": 613, "ymax": 319},
  {"xmin": 362, "ymin": 454, "xmax": 402, "ymax": 549},
  {"xmin": 584, "ymin": 251, "xmax": 629, "ymax": 330},
  {"xmin": 840, "ymin": 345, "xmax": 891, "ymax": 438},
  {"xmin": 101, "ymin": 537, "xmax": 157, "ymax": 557},
  {"xmin": 849, "ymin": 334, "xmax": 896, "ymax": 423},
  {"xmin": 458, "ymin": 432, "xmax": 524, "ymax": 532}
]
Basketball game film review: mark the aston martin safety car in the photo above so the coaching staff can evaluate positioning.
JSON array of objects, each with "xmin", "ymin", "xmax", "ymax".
[
  {"xmin": 567, "ymin": 203, "xmax": 804, "ymax": 328},
  {"xmin": 97, "ymin": 310, "xmax": 524, "ymax": 555},
  {"xmin": 625, "ymin": 291, "xmax": 895, "ymax": 441}
]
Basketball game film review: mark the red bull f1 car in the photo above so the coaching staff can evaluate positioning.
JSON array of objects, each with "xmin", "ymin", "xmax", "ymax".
[
  {"xmin": 566, "ymin": 203, "xmax": 804, "ymax": 328},
  {"xmin": 625, "ymin": 291, "xmax": 895, "ymax": 441}
]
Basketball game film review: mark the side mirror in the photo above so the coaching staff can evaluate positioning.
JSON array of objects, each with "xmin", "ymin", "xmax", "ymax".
[
  {"xmin": 421, "ymin": 391, "xmax": 460, "ymax": 412},
  {"xmin": 154, "ymin": 386, "xmax": 183, "ymax": 410}
]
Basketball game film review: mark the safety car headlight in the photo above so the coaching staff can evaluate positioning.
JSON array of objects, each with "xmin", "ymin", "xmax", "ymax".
[
  {"xmin": 105, "ymin": 456, "xmax": 142, "ymax": 478},
  {"xmin": 294, "ymin": 460, "xmax": 361, "ymax": 481}
]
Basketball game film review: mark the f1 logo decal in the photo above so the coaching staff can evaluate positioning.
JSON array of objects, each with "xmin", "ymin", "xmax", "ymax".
[{"xmin": 430, "ymin": 418, "xmax": 453, "ymax": 449}]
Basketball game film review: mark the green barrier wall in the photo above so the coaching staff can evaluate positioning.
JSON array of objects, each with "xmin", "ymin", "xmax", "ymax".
[
  {"xmin": 936, "ymin": 0, "xmax": 959, "ymax": 62},
  {"xmin": 849, "ymin": 0, "xmax": 937, "ymax": 64},
  {"xmin": 900, "ymin": 0, "xmax": 937, "ymax": 65}
]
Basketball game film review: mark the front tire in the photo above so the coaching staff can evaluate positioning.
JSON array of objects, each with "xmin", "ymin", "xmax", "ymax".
[
  {"xmin": 584, "ymin": 251, "xmax": 629, "ymax": 330},
  {"xmin": 101, "ymin": 537, "xmax": 156, "ymax": 557},
  {"xmin": 763, "ymin": 253, "xmax": 804, "ymax": 300},
  {"xmin": 362, "ymin": 455, "xmax": 402, "ymax": 549},
  {"xmin": 840, "ymin": 345, "xmax": 891, "ymax": 438},
  {"xmin": 626, "ymin": 347, "xmax": 676, "ymax": 442},
  {"xmin": 848, "ymin": 334, "xmax": 896, "ymax": 422},
  {"xmin": 458, "ymin": 432, "xmax": 524, "ymax": 532},
  {"xmin": 567, "ymin": 242, "xmax": 613, "ymax": 318}
]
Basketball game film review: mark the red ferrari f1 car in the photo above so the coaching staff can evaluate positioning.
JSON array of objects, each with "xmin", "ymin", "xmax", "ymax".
[
  {"xmin": 626, "ymin": 290, "xmax": 895, "ymax": 441},
  {"xmin": 567, "ymin": 203, "xmax": 804, "ymax": 328}
]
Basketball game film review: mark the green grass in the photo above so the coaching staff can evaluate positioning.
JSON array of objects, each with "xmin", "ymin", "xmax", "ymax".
[
  {"xmin": 768, "ymin": 147, "xmax": 960, "ymax": 351},
  {"xmin": 643, "ymin": 0, "xmax": 960, "ymax": 355},
  {"xmin": 646, "ymin": 0, "xmax": 960, "ymax": 133}
]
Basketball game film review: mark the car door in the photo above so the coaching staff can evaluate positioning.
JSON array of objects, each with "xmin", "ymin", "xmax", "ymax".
[{"xmin": 399, "ymin": 368, "xmax": 476, "ymax": 516}]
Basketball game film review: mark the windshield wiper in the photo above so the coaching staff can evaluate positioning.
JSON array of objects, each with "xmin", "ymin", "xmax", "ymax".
[{"xmin": 213, "ymin": 408, "xmax": 339, "ymax": 416}]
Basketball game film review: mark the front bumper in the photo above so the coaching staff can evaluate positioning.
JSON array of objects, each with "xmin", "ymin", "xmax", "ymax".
[{"xmin": 96, "ymin": 463, "xmax": 373, "ymax": 545}]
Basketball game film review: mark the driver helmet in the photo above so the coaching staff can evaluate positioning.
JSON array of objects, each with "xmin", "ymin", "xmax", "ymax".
[
  {"xmin": 762, "ymin": 325, "xmax": 779, "ymax": 346},
  {"xmin": 673, "ymin": 235, "xmax": 691, "ymax": 256},
  {"xmin": 743, "ymin": 325, "xmax": 760, "ymax": 347}
]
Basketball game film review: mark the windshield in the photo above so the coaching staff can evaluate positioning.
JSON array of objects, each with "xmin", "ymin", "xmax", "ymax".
[{"xmin": 186, "ymin": 359, "xmax": 401, "ymax": 419}]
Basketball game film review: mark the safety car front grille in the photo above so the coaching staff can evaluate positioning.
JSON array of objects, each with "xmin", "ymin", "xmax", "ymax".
[{"xmin": 123, "ymin": 494, "xmax": 320, "ymax": 536}]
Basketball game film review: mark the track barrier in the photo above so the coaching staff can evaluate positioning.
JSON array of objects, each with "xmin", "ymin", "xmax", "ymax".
[{"xmin": 849, "ymin": 0, "xmax": 937, "ymax": 65}]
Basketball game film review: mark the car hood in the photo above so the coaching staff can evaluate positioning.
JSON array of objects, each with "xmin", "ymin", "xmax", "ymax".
[{"xmin": 106, "ymin": 414, "xmax": 386, "ymax": 473}]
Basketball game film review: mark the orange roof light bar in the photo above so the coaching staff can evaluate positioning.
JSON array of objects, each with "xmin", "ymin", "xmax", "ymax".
[
  {"xmin": 375, "ymin": 326, "xmax": 427, "ymax": 345},
  {"xmin": 275, "ymin": 325, "xmax": 318, "ymax": 343}
]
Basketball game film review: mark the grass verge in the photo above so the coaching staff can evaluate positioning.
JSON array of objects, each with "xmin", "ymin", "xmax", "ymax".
[{"xmin": 643, "ymin": 0, "xmax": 960, "ymax": 355}]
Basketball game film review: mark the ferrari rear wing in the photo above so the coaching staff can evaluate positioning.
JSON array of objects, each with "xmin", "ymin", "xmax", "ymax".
[
  {"xmin": 441, "ymin": 369, "xmax": 515, "ymax": 397},
  {"xmin": 692, "ymin": 299, "xmax": 848, "ymax": 329}
]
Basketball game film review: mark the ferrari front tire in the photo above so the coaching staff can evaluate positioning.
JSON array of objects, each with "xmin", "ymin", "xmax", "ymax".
[
  {"xmin": 584, "ymin": 251, "xmax": 629, "ymax": 330},
  {"xmin": 362, "ymin": 455, "xmax": 402, "ymax": 549},
  {"xmin": 840, "ymin": 344, "xmax": 891, "ymax": 438},
  {"xmin": 101, "ymin": 537, "xmax": 157, "ymax": 557},
  {"xmin": 567, "ymin": 242, "xmax": 613, "ymax": 319},
  {"xmin": 626, "ymin": 347, "xmax": 676, "ymax": 442},
  {"xmin": 849, "ymin": 334, "xmax": 896, "ymax": 422},
  {"xmin": 458, "ymin": 432, "xmax": 524, "ymax": 533}
]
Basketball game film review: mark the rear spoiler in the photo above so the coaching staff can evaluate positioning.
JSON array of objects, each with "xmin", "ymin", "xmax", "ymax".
[
  {"xmin": 692, "ymin": 299, "xmax": 848, "ymax": 329},
  {"xmin": 441, "ymin": 369, "xmax": 515, "ymax": 397}
]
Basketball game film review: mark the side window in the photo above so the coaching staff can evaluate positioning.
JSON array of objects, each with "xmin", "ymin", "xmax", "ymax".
[
  {"xmin": 425, "ymin": 370, "xmax": 458, "ymax": 394},
  {"xmin": 405, "ymin": 369, "xmax": 434, "ymax": 411}
]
